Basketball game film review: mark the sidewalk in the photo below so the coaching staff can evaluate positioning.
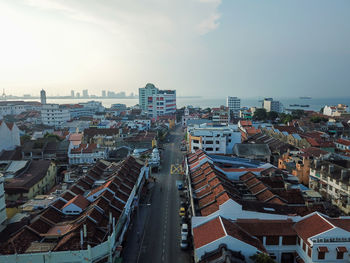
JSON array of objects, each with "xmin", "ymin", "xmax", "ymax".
[{"xmin": 121, "ymin": 180, "xmax": 155, "ymax": 263}]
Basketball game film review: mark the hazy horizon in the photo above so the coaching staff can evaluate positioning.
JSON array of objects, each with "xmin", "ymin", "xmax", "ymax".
[{"xmin": 1, "ymin": 1, "xmax": 350, "ymax": 98}]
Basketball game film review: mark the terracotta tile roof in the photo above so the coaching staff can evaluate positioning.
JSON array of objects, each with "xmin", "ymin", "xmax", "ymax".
[
  {"xmin": 294, "ymin": 213, "xmax": 333, "ymax": 246},
  {"xmin": 201, "ymin": 203, "xmax": 220, "ymax": 216},
  {"xmin": 239, "ymin": 172, "xmax": 256, "ymax": 182},
  {"xmin": 193, "ymin": 217, "xmax": 226, "ymax": 249},
  {"xmin": 328, "ymin": 218, "xmax": 350, "ymax": 232},
  {"xmin": 62, "ymin": 195, "xmax": 90, "ymax": 210},
  {"xmin": 337, "ymin": 138, "xmax": 350, "ymax": 146},
  {"xmin": 249, "ymin": 183, "xmax": 268, "ymax": 195},
  {"xmin": 61, "ymin": 191, "xmax": 76, "ymax": 202},
  {"xmin": 221, "ymin": 217, "xmax": 266, "ymax": 253},
  {"xmin": 51, "ymin": 199, "xmax": 66, "ymax": 210},
  {"xmin": 236, "ymin": 219, "xmax": 296, "ymax": 236}
]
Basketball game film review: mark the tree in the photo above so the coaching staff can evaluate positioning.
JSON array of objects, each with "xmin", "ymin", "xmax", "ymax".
[
  {"xmin": 291, "ymin": 109, "xmax": 305, "ymax": 119},
  {"xmin": 250, "ymin": 253, "xmax": 276, "ymax": 263},
  {"xmin": 44, "ymin": 133, "xmax": 62, "ymax": 141},
  {"xmin": 253, "ymin": 108, "xmax": 267, "ymax": 121},
  {"xmin": 267, "ymin": 111, "xmax": 278, "ymax": 120},
  {"xmin": 310, "ymin": 116, "xmax": 328, "ymax": 123}
]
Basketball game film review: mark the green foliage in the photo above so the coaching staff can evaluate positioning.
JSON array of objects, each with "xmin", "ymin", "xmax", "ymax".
[
  {"xmin": 253, "ymin": 108, "xmax": 267, "ymax": 121},
  {"xmin": 250, "ymin": 253, "xmax": 276, "ymax": 263},
  {"xmin": 267, "ymin": 111, "xmax": 278, "ymax": 120},
  {"xmin": 291, "ymin": 109, "xmax": 305, "ymax": 119},
  {"xmin": 310, "ymin": 116, "xmax": 328, "ymax": 123},
  {"xmin": 44, "ymin": 133, "xmax": 62, "ymax": 141}
]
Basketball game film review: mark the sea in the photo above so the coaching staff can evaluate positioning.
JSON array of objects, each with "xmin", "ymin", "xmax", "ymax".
[{"xmin": 11, "ymin": 97, "xmax": 350, "ymax": 112}]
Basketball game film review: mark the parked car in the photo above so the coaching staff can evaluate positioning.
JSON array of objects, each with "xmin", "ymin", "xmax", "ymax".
[
  {"xmin": 181, "ymin": 223, "xmax": 188, "ymax": 237},
  {"xmin": 180, "ymin": 216, "xmax": 187, "ymax": 225},
  {"xmin": 179, "ymin": 207, "xmax": 186, "ymax": 217},
  {"xmin": 180, "ymin": 145, "xmax": 186, "ymax": 151},
  {"xmin": 180, "ymin": 235, "xmax": 188, "ymax": 250},
  {"xmin": 177, "ymin": 183, "xmax": 183, "ymax": 190}
]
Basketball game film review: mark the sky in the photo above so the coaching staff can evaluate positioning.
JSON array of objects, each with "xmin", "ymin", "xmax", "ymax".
[{"xmin": 0, "ymin": 0, "xmax": 349, "ymax": 98}]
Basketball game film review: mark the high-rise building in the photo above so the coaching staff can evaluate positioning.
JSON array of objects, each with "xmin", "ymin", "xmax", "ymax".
[
  {"xmin": 82, "ymin": 89, "xmax": 89, "ymax": 98},
  {"xmin": 226, "ymin": 96, "xmax": 241, "ymax": 118},
  {"xmin": 71, "ymin": 90, "xmax": 75, "ymax": 98},
  {"xmin": 102, "ymin": 90, "xmax": 106, "ymax": 97},
  {"xmin": 263, "ymin": 98, "xmax": 283, "ymax": 113},
  {"xmin": 147, "ymin": 90, "xmax": 176, "ymax": 118},
  {"xmin": 40, "ymin": 89, "xmax": 47, "ymax": 104},
  {"xmin": 139, "ymin": 83, "xmax": 159, "ymax": 111},
  {"xmin": 76, "ymin": 92, "xmax": 80, "ymax": 98}
]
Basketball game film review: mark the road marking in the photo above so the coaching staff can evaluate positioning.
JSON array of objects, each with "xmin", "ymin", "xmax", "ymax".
[{"xmin": 170, "ymin": 164, "xmax": 183, "ymax": 174}]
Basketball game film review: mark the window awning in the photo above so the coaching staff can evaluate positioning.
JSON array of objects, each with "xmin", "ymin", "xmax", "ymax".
[
  {"xmin": 337, "ymin": 247, "xmax": 348, "ymax": 253},
  {"xmin": 318, "ymin": 246, "xmax": 329, "ymax": 253}
]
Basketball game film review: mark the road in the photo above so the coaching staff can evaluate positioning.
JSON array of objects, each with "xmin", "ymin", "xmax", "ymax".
[{"xmin": 138, "ymin": 125, "xmax": 191, "ymax": 263}]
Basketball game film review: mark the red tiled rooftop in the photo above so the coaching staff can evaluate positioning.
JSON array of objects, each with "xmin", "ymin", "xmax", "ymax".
[
  {"xmin": 294, "ymin": 213, "xmax": 334, "ymax": 246},
  {"xmin": 236, "ymin": 219, "xmax": 296, "ymax": 236},
  {"xmin": 62, "ymin": 194, "xmax": 90, "ymax": 210},
  {"xmin": 337, "ymin": 138, "xmax": 350, "ymax": 146},
  {"xmin": 221, "ymin": 217, "xmax": 266, "ymax": 253},
  {"xmin": 193, "ymin": 217, "xmax": 226, "ymax": 249}
]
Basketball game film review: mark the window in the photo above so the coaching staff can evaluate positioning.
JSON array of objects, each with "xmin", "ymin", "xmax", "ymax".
[
  {"xmin": 302, "ymin": 242, "xmax": 306, "ymax": 251},
  {"xmin": 318, "ymin": 251, "xmax": 325, "ymax": 260},
  {"xmin": 206, "ymin": 141, "xmax": 213, "ymax": 144},
  {"xmin": 205, "ymin": 148, "xmax": 213, "ymax": 151},
  {"xmin": 308, "ymin": 247, "xmax": 312, "ymax": 257},
  {"xmin": 193, "ymin": 140, "xmax": 199, "ymax": 144},
  {"xmin": 215, "ymin": 141, "xmax": 220, "ymax": 144},
  {"xmin": 337, "ymin": 251, "xmax": 344, "ymax": 259}
]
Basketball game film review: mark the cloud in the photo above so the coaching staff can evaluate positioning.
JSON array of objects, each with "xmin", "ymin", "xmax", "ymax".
[{"xmin": 23, "ymin": 0, "xmax": 222, "ymax": 37}]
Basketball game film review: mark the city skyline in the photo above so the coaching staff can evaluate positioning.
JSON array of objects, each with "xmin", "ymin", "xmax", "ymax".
[{"xmin": 1, "ymin": 1, "xmax": 350, "ymax": 98}]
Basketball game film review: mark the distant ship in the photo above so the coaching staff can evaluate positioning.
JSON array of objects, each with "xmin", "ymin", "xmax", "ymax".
[
  {"xmin": 299, "ymin": 96, "xmax": 312, "ymax": 99},
  {"xmin": 300, "ymin": 105, "xmax": 310, "ymax": 107},
  {"xmin": 289, "ymin": 104, "xmax": 300, "ymax": 107}
]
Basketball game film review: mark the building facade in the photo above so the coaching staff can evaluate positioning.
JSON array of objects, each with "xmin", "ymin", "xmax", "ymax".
[
  {"xmin": 263, "ymin": 98, "xmax": 283, "ymax": 113},
  {"xmin": 41, "ymin": 104, "xmax": 71, "ymax": 127},
  {"xmin": 0, "ymin": 121, "xmax": 20, "ymax": 152},
  {"xmin": 139, "ymin": 83, "xmax": 159, "ymax": 111},
  {"xmin": 187, "ymin": 125, "xmax": 241, "ymax": 154},
  {"xmin": 226, "ymin": 96, "xmax": 241, "ymax": 118},
  {"xmin": 147, "ymin": 90, "xmax": 176, "ymax": 118}
]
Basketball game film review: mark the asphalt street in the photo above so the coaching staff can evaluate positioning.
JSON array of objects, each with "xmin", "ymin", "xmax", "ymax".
[{"xmin": 138, "ymin": 125, "xmax": 191, "ymax": 263}]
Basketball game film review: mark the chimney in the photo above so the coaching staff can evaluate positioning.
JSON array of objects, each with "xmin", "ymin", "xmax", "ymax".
[{"xmin": 328, "ymin": 164, "xmax": 334, "ymax": 174}]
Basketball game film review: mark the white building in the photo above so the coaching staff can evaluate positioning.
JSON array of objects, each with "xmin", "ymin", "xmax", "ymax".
[
  {"xmin": 323, "ymin": 104, "xmax": 349, "ymax": 117},
  {"xmin": 226, "ymin": 96, "xmax": 241, "ymax": 118},
  {"xmin": 263, "ymin": 98, "xmax": 283, "ymax": 113},
  {"xmin": 0, "ymin": 173, "xmax": 6, "ymax": 225},
  {"xmin": 139, "ymin": 83, "xmax": 159, "ymax": 112},
  {"xmin": 187, "ymin": 125, "xmax": 241, "ymax": 154},
  {"xmin": 0, "ymin": 101, "xmax": 41, "ymax": 119},
  {"xmin": 41, "ymin": 104, "xmax": 71, "ymax": 127},
  {"xmin": 0, "ymin": 121, "xmax": 20, "ymax": 152},
  {"xmin": 68, "ymin": 143, "xmax": 107, "ymax": 165},
  {"xmin": 147, "ymin": 90, "xmax": 176, "ymax": 118}
]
